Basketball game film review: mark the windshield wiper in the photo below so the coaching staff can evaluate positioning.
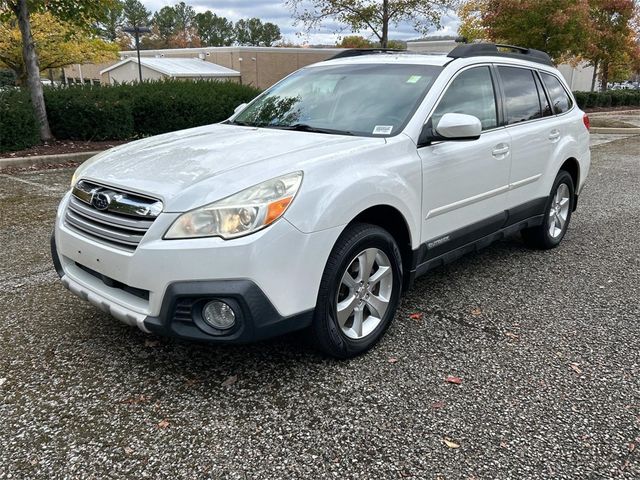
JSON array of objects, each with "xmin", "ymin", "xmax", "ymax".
[
  {"xmin": 268, "ymin": 124, "xmax": 355, "ymax": 136},
  {"xmin": 228, "ymin": 120, "xmax": 257, "ymax": 127}
]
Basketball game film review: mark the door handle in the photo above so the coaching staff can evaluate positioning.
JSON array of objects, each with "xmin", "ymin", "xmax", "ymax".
[
  {"xmin": 492, "ymin": 144, "xmax": 510, "ymax": 158},
  {"xmin": 548, "ymin": 130, "xmax": 561, "ymax": 142}
]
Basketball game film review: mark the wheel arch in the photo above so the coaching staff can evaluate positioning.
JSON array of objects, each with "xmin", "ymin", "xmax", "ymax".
[
  {"xmin": 559, "ymin": 157, "xmax": 580, "ymax": 210},
  {"xmin": 348, "ymin": 204, "xmax": 413, "ymax": 290}
]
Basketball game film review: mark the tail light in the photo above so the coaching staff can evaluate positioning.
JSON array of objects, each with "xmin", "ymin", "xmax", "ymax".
[{"xmin": 583, "ymin": 113, "xmax": 590, "ymax": 131}]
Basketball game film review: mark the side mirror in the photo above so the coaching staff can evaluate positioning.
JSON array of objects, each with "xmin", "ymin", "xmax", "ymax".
[
  {"xmin": 418, "ymin": 113, "xmax": 482, "ymax": 146},
  {"xmin": 234, "ymin": 103, "xmax": 247, "ymax": 115}
]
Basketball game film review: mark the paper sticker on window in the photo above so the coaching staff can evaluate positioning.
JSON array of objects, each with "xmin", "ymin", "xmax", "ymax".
[
  {"xmin": 406, "ymin": 75, "xmax": 422, "ymax": 84},
  {"xmin": 373, "ymin": 125, "xmax": 394, "ymax": 135}
]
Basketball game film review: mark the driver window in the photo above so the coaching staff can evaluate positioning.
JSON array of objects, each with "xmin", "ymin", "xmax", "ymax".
[{"xmin": 432, "ymin": 67, "xmax": 498, "ymax": 131}]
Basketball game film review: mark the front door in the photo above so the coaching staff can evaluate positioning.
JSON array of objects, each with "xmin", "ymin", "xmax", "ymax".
[{"xmin": 417, "ymin": 65, "xmax": 511, "ymax": 259}]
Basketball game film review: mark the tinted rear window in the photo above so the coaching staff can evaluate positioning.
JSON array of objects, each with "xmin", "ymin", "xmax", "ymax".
[
  {"xmin": 498, "ymin": 66, "xmax": 542, "ymax": 124},
  {"xmin": 540, "ymin": 72, "xmax": 573, "ymax": 114}
]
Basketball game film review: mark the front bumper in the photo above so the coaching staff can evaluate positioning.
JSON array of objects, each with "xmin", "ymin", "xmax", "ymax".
[{"xmin": 52, "ymin": 192, "xmax": 342, "ymax": 343}]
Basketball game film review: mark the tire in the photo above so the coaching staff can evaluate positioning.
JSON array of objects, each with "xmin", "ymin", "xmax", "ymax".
[
  {"xmin": 522, "ymin": 170, "xmax": 575, "ymax": 249},
  {"xmin": 310, "ymin": 223, "xmax": 403, "ymax": 359}
]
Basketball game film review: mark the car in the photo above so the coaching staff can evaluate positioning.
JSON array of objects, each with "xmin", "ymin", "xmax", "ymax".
[{"xmin": 52, "ymin": 43, "xmax": 591, "ymax": 358}]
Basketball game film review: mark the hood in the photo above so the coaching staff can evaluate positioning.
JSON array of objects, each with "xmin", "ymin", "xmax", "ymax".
[{"xmin": 77, "ymin": 123, "xmax": 374, "ymax": 204}]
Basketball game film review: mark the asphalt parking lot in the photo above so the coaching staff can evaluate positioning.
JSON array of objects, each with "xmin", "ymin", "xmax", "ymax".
[{"xmin": 1, "ymin": 135, "xmax": 638, "ymax": 479}]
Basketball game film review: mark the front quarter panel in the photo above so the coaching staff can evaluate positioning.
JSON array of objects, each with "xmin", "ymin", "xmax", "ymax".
[{"xmin": 284, "ymin": 135, "xmax": 423, "ymax": 249}]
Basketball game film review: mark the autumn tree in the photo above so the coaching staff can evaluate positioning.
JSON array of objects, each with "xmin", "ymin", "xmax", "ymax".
[
  {"xmin": 459, "ymin": 0, "xmax": 592, "ymax": 63},
  {"xmin": 0, "ymin": 0, "xmax": 115, "ymax": 142},
  {"xmin": 195, "ymin": 11, "xmax": 235, "ymax": 46},
  {"xmin": 584, "ymin": 0, "xmax": 639, "ymax": 90},
  {"xmin": 0, "ymin": 11, "xmax": 117, "ymax": 83},
  {"xmin": 235, "ymin": 18, "xmax": 282, "ymax": 46},
  {"xmin": 286, "ymin": 0, "xmax": 457, "ymax": 48}
]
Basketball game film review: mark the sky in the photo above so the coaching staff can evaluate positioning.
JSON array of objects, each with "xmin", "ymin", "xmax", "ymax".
[{"xmin": 140, "ymin": 0, "xmax": 461, "ymax": 45}]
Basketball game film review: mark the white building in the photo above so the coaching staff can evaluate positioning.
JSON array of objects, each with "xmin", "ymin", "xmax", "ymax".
[{"xmin": 100, "ymin": 57, "xmax": 241, "ymax": 84}]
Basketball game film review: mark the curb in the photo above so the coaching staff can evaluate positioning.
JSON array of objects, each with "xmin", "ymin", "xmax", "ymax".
[
  {"xmin": 590, "ymin": 127, "xmax": 640, "ymax": 134},
  {"xmin": 0, "ymin": 151, "xmax": 102, "ymax": 170},
  {"xmin": 587, "ymin": 109, "xmax": 640, "ymax": 117}
]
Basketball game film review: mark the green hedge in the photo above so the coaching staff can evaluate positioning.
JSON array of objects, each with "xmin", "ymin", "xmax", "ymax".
[
  {"xmin": 0, "ymin": 89, "xmax": 39, "ymax": 152},
  {"xmin": 573, "ymin": 90, "xmax": 640, "ymax": 109},
  {"xmin": 0, "ymin": 80, "xmax": 261, "ymax": 153}
]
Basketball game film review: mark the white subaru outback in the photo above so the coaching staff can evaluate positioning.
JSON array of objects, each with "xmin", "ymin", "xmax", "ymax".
[{"xmin": 52, "ymin": 44, "xmax": 590, "ymax": 358}]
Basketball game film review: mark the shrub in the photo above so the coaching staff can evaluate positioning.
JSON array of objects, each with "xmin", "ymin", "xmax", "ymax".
[
  {"xmin": 0, "ymin": 89, "xmax": 39, "ymax": 153},
  {"xmin": 45, "ymin": 87, "xmax": 134, "ymax": 140},
  {"xmin": 574, "ymin": 90, "xmax": 640, "ymax": 110}
]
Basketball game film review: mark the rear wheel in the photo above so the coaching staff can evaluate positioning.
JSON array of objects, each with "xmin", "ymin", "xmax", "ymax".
[
  {"xmin": 522, "ymin": 170, "xmax": 574, "ymax": 249},
  {"xmin": 311, "ymin": 223, "xmax": 403, "ymax": 358}
]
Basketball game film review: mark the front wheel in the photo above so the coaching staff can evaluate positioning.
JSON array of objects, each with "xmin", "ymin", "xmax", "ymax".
[
  {"xmin": 310, "ymin": 223, "xmax": 403, "ymax": 358},
  {"xmin": 522, "ymin": 170, "xmax": 575, "ymax": 249}
]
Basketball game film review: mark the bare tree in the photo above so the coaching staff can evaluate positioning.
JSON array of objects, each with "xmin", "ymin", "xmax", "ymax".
[{"xmin": 286, "ymin": 0, "xmax": 457, "ymax": 48}]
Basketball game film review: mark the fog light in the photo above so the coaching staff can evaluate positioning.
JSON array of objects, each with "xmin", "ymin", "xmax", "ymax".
[{"xmin": 202, "ymin": 300, "xmax": 236, "ymax": 330}]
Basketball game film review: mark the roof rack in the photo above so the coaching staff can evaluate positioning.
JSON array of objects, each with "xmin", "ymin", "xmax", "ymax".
[
  {"xmin": 328, "ymin": 48, "xmax": 407, "ymax": 60},
  {"xmin": 447, "ymin": 43, "xmax": 553, "ymax": 66}
]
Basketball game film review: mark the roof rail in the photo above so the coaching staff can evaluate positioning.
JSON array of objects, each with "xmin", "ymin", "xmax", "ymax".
[
  {"xmin": 447, "ymin": 43, "xmax": 553, "ymax": 66},
  {"xmin": 328, "ymin": 48, "xmax": 407, "ymax": 60}
]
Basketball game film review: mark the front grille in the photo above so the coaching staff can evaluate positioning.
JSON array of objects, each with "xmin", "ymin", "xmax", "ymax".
[{"xmin": 64, "ymin": 180, "xmax": 162, "ymax": 251}]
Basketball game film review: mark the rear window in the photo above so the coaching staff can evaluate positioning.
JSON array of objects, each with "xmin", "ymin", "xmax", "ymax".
[
  {"xmin": 540, "ymin": 72, "xmax": 573, "ymax": 114},
  {"xmin": 498, "ymin": 66, "xmax": 542, "ymax": 124}
]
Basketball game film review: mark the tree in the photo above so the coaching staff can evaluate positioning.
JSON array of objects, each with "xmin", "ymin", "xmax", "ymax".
[
  {"xmin": 97, "ymin": 0, "xmax": 123, "ymax": 41},
  {"xmin": 150, "ymin": 3, "xmax": 200, "ymax": 48},
  {"xmin": 0, "ymin": 12, "xmax": 118, "ymax": 83},
  {"xmin": 195, "ymin": 11, "xmax": 235, "ymax": 46},
  {"xmin": 122, "ymin": 0, "xmax": 150, "ymax": 28},
  {"xmin": 286, "ymin": 0, "xmax": 456, "ymax": 48},
  {"xmin": 584, "ymin": 0, "xmax": 639, "ymax": 90},
  {"xmin": 337, "ymin": 35, "xmax": 374, "ymax": 48},
  {"xmin": 459, "ymin": 0, "xmax": 591, "ymax": 63},
  {"xmin": 235, "ymin": 18, "xmax": 282, "ymax": 46},
  {"xmin": 152, "ymin": 5, "xmax": 178, "ymax": 45},
  {"xmin": 1, "ymin": 0, "xmax": 114, "ymax": 142}
]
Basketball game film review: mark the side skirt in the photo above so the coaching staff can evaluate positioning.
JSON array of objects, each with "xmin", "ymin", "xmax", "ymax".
[{"xmin": 407, "ymin": 197, "xmax": 547, "ymax": 286}]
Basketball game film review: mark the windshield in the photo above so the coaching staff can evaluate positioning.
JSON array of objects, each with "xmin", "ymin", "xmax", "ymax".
[{"xmin": 232, "ymin": 63, "xmax": 443, "ymax": 137}]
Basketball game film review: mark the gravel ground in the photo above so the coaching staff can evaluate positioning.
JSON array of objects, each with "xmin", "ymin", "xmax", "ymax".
[{"xmin": 0, "ymin": 136, "xmax": 638, "ymax": 479}]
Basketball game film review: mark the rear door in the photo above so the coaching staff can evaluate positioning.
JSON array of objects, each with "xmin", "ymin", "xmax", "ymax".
[
  {"xmin": 497, "ymin": 65, "xmax": 553, "ymax": 213},
  {"xmin": 417, "ymin": 65, "xmax": 512, "ymax": 254}
]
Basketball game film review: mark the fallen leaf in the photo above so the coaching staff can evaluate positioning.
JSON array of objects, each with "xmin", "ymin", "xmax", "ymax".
[
  {"xmin": 221, "ymin": 375, "xmax": 238, "ymax": 387},
  {"xmin": 144, "ymin": 339, "xmax": 161, "ymax": 348},
  {"xmin": 431, "ymin": 401, "xmax": 446, "ymax": 409},
  {"xmin": 121, "ymin": 394, "xmax": 148, "ymax": 405},
  {"xmin": 123, "ymin": 446, "xmax": 134, "ymax": 455},
  {"xmin": 409, "ymin": 312, "xmax": 423, "ymax": 321},
  {"xmin": 445, "ymin": 375, "xmax": 462, "ymax": 385},
  {"xmin": 443, "ymin": 438, "xmax": 460, "ymax": 449},
  {"xmin": 388, "ymin": 357, "xmax": 399, "ymax": 364},
  {"xmin": 570, "ymin": 363, "xmax": 583, "ymax": 374},
  {"xmin": 184, "ymin": 378, "xmax": 200, "ymax": 387},
  {"xmin": 470, "ymin": 307, "xmax": 482, "ymax": 317},
  {"xmin": 505, "ymin": 332, "xmax": 519, "ymax": 340},
  {"xmin": 157, "ymin": 419, "xmax": 170, "ymax": 429},
  {"xmin": 629, "ymin": 442, "xmax": 636, "ymax": 453},
  {"xmin": 500, "ymin": 441, "xmax": 508, "ymax": 449}
]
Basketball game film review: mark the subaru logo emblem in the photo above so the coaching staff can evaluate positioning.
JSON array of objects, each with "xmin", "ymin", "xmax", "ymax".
[{"xmin": 92, "ymin": 192, "xmax": 111, "ymax": 211}]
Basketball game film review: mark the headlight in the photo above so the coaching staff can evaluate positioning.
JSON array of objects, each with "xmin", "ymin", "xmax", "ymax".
[
  {"xmin": 70, "ymin": 169, "xmax": 79, "ymax": 187},
  {"xmin": 164, "ymin": 172, "xmax": 303, "ymax": 240}
]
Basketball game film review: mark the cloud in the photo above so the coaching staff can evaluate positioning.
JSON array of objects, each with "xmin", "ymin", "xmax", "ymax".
[{"xmin": 140, "ymin": 1, "xmax": 460, "ymax": 44}]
